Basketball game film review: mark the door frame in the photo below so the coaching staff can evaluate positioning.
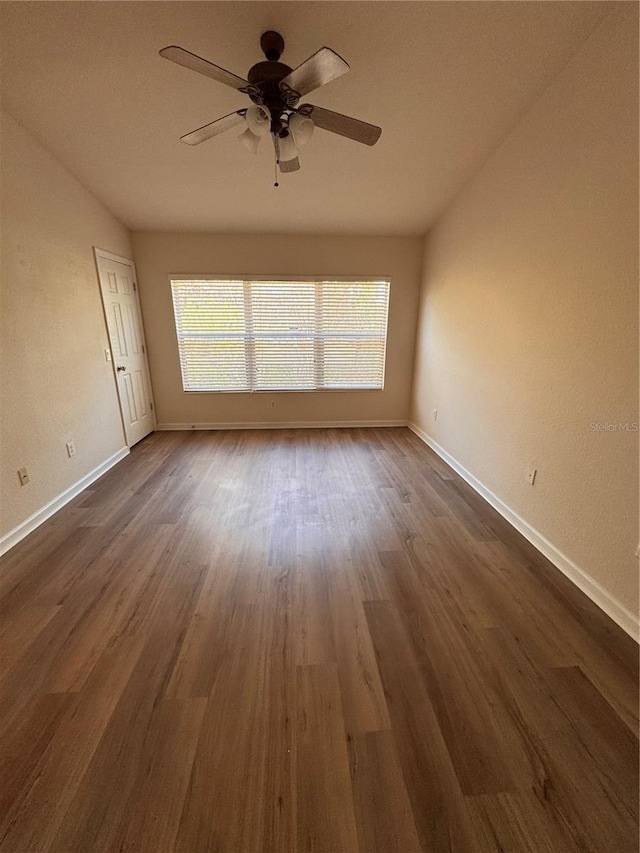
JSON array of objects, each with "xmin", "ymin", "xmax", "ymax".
[{"xmin": 93, "ymin": 247, "xmax": 156, "ymax": 445}]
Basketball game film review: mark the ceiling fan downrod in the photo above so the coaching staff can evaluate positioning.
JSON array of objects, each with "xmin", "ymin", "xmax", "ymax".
[{"xmin": 260, "ymin": 31, "xmax": 285, "ymax": 62}]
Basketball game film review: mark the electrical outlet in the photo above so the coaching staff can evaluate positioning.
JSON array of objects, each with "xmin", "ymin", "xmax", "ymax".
[
  {"xmin": 18, "ymin": 467, "xmax": 30, "ymax": 486},
  {"xmin": 66, "ymin": 440, "xmax": 76, "ymax": 458},
  {"xmin": 104, "ymin": 348, "xmax": 112, "ymax": 362},
  {"xmin": 270, "ymin": 400, "xmax": 276, "ymax": 409},
  {"xmin": 433, "ymin": 409, "xmax": 438, "ymax": 421},
  {"xmin": 527, "ymin": 468, "xmax": 537, "ymax": 485}
]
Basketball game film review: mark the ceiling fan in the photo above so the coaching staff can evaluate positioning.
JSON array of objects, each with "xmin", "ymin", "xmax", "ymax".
[{"xmin": 159, "ymin": 31, "xmax": 382, "ymax": 182}]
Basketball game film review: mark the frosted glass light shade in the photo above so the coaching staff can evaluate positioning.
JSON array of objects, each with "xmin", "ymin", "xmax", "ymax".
[
  {"xmin": 289, "ymin": 113, "xmax": 314, "ymax": 147},
  {"xmin": 278, "ymin": 132, "xmax": 298, "ymax": 163},
  {"xmin": 239, "ymin": 127, "xmax": 260, "ymax": 155},
  {"xmin": 245, "ymin": 105, "xmax": 270, "ymax": 137}
]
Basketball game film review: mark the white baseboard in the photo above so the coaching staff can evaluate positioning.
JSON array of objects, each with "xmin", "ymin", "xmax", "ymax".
[
  {"xmin": 156, "ymin": 420, "xmax": 408, "ymax": 431},
  {"xmin": 408, "ymin": 422, "xmax": 639, "ymax": 641},
  {"xmin": 0, "ymin": 447, "xmax": 129, "ymax": 557}
]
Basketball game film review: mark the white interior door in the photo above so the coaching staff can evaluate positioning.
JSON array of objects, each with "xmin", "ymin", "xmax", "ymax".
[{"xmin": 94, "ymin": 249, "xmax": 155, "ymax": 446}]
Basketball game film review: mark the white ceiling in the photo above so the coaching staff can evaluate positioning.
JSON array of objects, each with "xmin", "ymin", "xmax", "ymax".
[{"xmin": 1, "ymin": 2, "xmax": 614, "ymax": 235}]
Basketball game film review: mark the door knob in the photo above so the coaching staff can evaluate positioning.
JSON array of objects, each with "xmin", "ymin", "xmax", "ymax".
[{"xmin": 117, "ymin": 365, "xmax": 126, "ymax": 372}]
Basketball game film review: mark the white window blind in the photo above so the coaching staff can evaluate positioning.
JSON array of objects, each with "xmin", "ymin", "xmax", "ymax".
[{"xmin": 170, "ymin": 278, "xmax": 390, "ymax": 392}]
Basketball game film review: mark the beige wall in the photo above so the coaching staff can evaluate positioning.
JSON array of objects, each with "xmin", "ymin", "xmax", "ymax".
[
  {"xmin": 1, "ymin": 111, "xmax": 132, "ymax": 539},
  {"xmin": 132, "ymin": 233, "xmax": 423, "ymax": 427},
  {"xmin": 411, "ymin": 7, "xmax": 639, "ymax": 621}
]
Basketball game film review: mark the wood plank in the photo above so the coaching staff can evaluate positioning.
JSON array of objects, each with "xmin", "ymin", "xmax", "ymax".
[
  {"xmin": 0, "ymin": 631, "xmax": 148, "ymax": 852},
  {"xmin": 466, "ymin": 792, "xmax": 582, "ymax": 853},
  {"xmin": 48, "ymin": 542, "xmax": 206, "ymax": 851},
  {"xmin": 295, "ymin": 664, "xmax": 360, "ymax": 853},
  {"xmin": 174, "ymin": 593, "xmax": 296, "ymax": 852},
  {"xmin": 327, "ymin": 565, "xmax": 391, "ymax": 734},
  {"xmin": 348, "ymin": 729, "xmax": 422, "ymax": 853},
  {"xmin": 476, "ymin": 627, "xmax": 638, "ymax": 850},
  {"xmin": 380, "ymin": 552, "xmax": 525, "ymax": 795},
  {"xmin": 109, "ymin": 697, "xmax": 207, "ymax": 853},
  {"xmin": 364, "ymin": 599, "xmax": 477, "ymax": 852}
]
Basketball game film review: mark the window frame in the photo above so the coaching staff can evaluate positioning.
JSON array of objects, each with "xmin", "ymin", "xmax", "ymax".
[{"xmin": 168, "ymin": 274, "xmax": 391, "ymax": 394}]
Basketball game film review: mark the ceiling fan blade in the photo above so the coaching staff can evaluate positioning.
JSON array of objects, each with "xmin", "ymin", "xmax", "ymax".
[
  {"xmin": 279, "ymin": 157, "xmax": 300, "ymax": 173},
  {"xmin": 302, "ymin": 104, "xmax": 382, "ymax": 146},
  {"xmin": 280, "ymin": 47, "xmax": 349, "ymax": 98},
  {"xmin": 180, "ymin": 111, "xmax": 246, "ymax": 146},
  {"xmin": 159, "ymin": 45, "xmax": 248, "ymax": 91}
]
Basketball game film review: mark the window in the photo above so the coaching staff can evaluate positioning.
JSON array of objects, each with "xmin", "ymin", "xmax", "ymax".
[{"xmin": 170, "ymin": 278, "xmax": 390, "ymax": 392}]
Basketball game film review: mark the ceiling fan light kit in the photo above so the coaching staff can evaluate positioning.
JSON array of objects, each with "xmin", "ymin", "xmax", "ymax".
[
  {"xmin": 238, "ymin": 126, "xmax": 261, "ymax": 156},
  {"xmin": 277, "ymin": 131, "xmax": 298, "ymax": 163},
  {"xmin": 289, "ymin": 112, "xmax": 314, "ymax": 148},
  {"xmin": 245, "ymin": 104, "xmax": 270, "ymax": 137},
  {"xmin": 159, "ymin": 30, "xmax": 381, "ymax": 185}
]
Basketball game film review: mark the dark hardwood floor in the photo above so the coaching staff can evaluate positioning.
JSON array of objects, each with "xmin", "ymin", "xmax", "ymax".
[{"xmin": 0, "ymin": 427, "xmax": 637, "ymax": 852}]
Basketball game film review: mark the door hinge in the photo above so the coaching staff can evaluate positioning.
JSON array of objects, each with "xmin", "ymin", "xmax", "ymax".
[
  {"xmin": 133, "ymin": 281, "xmax": 137, "ymax": 291},
  {"xmin": 142, "ymin": 344, "xmax": 145, "ymax": 353},
  {"xmin": 150, "ymin": 402, "xmax": 153, "ymax": 410}
]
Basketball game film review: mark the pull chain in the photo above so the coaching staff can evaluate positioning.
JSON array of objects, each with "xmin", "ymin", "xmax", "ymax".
[{"xmin": 274, "ymin": 144, "xmax": 279, "ymax": 188}]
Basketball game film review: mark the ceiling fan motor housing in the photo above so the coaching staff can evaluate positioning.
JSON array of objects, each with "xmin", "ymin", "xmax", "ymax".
[{"xmin": 247, "ymin": 60, "xmax": 293, "ymax": 87}]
